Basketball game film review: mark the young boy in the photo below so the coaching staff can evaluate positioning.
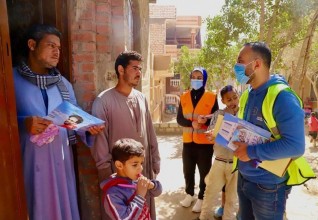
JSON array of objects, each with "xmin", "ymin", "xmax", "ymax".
[
  {"xmin": 101, "ymin": 138, "xmax": 162, "ymax": 220},
  {"xmin": 199, "ymin": 85, "xmax": 239, "ymax": 220},
  {"xmin": 308, "ymin": 112, "xmax": 318, "ymax": 147}
]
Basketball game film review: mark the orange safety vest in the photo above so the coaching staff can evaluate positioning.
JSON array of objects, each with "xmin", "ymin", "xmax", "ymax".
[{"xmin": 180, "ymin": 90, "xmax": 216, "ymax": 144}]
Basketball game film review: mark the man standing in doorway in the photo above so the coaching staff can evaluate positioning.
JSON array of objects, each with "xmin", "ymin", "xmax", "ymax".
[{"xmin": 13, "ymin": 24, "xmax": 103, "ymax": 220}]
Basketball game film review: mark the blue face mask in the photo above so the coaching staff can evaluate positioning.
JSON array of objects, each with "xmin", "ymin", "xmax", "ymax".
[
  {"xmin": 191, "ymin": 79, "xmax": 203, "ymax": 90},
  {"xmin": 233, "ymin": 61, "xmax": 255, "ymax": 85}
]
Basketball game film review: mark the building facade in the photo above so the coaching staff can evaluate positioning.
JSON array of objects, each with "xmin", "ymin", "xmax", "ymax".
[{"xmin": 149, "ymin": 4, "xmax": 202, "ymax": 119}]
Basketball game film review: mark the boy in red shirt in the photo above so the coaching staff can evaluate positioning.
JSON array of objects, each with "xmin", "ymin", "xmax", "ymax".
[{"xmin": 308, "ymin": 112, "xmax": 318, "ymax": 147}]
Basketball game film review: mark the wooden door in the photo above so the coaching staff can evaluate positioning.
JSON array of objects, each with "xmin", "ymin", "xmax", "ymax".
[
  {"xmin": 1, "ymin": 0, "xmax": 71, "ymax": 218},
  {"xmin": 6, "ymin": 0, "xmax": 71, "ymax": 81},
  {"xmin": 0, "ymin": 0, "xmax": 28, "ymax": 219}
]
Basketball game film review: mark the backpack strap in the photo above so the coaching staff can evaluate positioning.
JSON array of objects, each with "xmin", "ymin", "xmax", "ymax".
[{"xmin": 101, "ymin": 178, "xmax": 132, "ymax": 205}]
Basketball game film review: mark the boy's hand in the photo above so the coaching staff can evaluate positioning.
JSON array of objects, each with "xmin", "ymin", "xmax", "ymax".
[
  {"xmin": 148, "ymin": 181, "xmax": 155, "ymax": 189},
  {"xmin": 136, "ymin": 176, "xmax": 151, "ymax": 198},
  {"xmin": 138, "ymin": 174, "xmax": 154, "ymax": 189},
  {"xmin": 204, "ymin": 130, "xmax": 215, "ymax": 142}
]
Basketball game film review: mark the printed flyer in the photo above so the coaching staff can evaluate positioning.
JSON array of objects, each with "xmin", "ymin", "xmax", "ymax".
[
  {"xmin": 215, "ymin": 113, "xmax": 271, "ymax": 151},
  {"xmin": 45, "ymin": 101, "xmax": 105, "ymax": 131},
  {"xmin": 215, "ymin": 113, "xmax": 291, "ymax": 177}
]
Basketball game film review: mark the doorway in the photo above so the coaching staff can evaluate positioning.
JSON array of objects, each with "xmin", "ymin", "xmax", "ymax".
[
  {"xmin": 6, "ymin": 0, "xmax": 71, "ymax": 80},
  {"xmin": 0, "ymin": 0, "xmax": 72, "ymax": 218}
]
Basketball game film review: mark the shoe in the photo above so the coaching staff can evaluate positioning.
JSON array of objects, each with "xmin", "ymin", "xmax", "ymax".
[
  {"xmin": 180, "ymin": 194, "xmax": 195, "ymax": 207},
  {"xmin": 192, "ymin": 199, "xmax": 203, "ymax": 212},
  {"xmin": 214, "ymin": 206, "xmax": 224, "ymax": 218}
]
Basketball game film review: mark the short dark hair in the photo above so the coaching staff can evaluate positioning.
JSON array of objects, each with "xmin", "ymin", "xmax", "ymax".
[
  {"xmin": 114, "ymin": 51, "xmax": 143, "ymax": 77},
  {"xmin": 244, "ymin": 42, "xmax": 271, "ymax": 69},
  {"xmin": 22, "ymin": 24, "xmax": 61, "ymax": 59},
  {"xmin": 68, "ymin": 115, "xmax": 83, "ymax": 124},
  {"xmin": 220, "ymin": 85, "xmax": 237, "ymax": 98},
  {"xmin": 112, "ymin": 138, "xmax": 145, "ymax": 163}
]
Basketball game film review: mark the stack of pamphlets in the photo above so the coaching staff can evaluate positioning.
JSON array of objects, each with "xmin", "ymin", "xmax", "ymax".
[{"xmin": 215, "ymin": 113, "xmax": 291, "ymax": 177}]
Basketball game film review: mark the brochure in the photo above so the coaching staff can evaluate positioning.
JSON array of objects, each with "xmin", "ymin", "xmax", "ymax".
[
  {"xmin": 215, "ymin": 113, "xmax": 291, "ymax": 177},
  {"xmin": 212, "ymin": 114, "xmax": 224, "ymax": 136},
  {"xmin": 215, "ymin": 113, "xmax": 271, "ymax": 151},
  {"xmin": 45, "ymin": 101, "xmax": 105, "ymax": 131}
]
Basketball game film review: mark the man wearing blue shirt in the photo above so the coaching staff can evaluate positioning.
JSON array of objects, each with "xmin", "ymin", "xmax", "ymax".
[{"xmin": 233, "ymin": 42, "xmax": 305, "ymax": 220}]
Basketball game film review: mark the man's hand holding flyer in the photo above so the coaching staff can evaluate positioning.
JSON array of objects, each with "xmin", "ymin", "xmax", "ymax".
[
  {"xmin": 45, "ymin": 101, "xmax": 105, "ymax": 131},
  {"xmin": 215, "ymin": 113, "xmax": 291, "ymax": 177},
  {"xmin": 215, "ymin": 113, "xmax": 271, "ymax": 151}
]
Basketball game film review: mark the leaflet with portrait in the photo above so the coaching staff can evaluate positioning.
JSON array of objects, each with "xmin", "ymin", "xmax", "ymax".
[
  {"xmin": 45, "ymin": 101, "xmax": 105, "ymax": 131},
  {"xmin": 215, "ymin": 113, "xmax": 291, "ymax": 177},
  {"xmin": 215, "ymin": 113, "xmax": 271, "ymax": 151}
]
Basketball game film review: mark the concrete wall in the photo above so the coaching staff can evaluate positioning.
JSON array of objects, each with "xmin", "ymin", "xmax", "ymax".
[
  {"xmin": 153, "ymin": 122, "xmax": 182, "ymax": 135},
  {"xmin": 132, "ymin": 0, "xmax": 151, "ymax": 101}
]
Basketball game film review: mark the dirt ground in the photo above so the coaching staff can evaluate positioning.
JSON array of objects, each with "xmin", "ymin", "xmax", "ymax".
[{"xmin": 155, "ymin": 135, "xmax": 318, "ymax": 220}]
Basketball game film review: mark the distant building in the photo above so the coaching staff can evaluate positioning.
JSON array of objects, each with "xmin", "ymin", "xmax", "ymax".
[{"xmin": 149, "ymin": 4, "xmax": 202, "ymax": 119}]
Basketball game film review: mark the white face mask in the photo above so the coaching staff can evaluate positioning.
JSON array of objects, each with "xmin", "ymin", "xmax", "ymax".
[{"xmin": 191, "ymin": 79, "xmax": 203, "ymax": 90}]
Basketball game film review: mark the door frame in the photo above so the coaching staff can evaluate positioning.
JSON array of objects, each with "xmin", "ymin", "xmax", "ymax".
[{"xmin": 0, "ymin": 0, "xmax": 28, "ymax": 219}]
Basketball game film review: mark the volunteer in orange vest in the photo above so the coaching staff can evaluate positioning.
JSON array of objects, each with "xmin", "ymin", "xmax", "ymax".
[{"xmin": 177, "ymin": 67, "xmax": 218, "ymax": 213}]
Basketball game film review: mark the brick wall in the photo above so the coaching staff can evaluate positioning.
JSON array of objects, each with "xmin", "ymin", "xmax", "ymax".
[
  {"xmin": 71, "ymin": 0, "xmax": 125, "ymax": 110},
  {"xmin": 149, "ymin": 5, "xmax": 176, "ymax": 55},
  {"xmin": 149, "ymin": 22, "xmax": 166, "ymax": 54},
  {"xmin": 69, "ymin": 1, "xmax": 152, "ymax": 219},
  {"xmin": 69, "ymin": 1, "xmax": 129, "ymax": 219},
  {"xmin": 71, "ymin": 1, "xmax": 108, "ymax": 218},
  {"xmin": 149, "ymin": 4, "xmax": 176, "ymax": 19},
  {"xmin": 71, "ymin": 0, "xmax": 98, "ymax": 111},
  {"xmin": 131, "ymin": 0, "xmax": 151, "ymax": 101}
]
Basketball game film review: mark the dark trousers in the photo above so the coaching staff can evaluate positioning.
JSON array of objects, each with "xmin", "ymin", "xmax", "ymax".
[{"xmin": 182, "ymin": 143, "xmax": 213, "ymax": 199}]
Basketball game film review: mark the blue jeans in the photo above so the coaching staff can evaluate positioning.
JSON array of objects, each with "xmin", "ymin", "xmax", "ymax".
[{"xmin": 237, "ymin": 173, "xmax": 291, "ymax": 220}]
